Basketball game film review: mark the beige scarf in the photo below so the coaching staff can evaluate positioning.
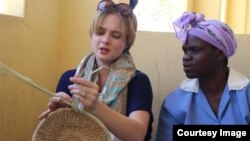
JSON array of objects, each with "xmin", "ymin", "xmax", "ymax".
[{"xmin": 75, "ymin": 52, "xmax": 136, "ymax": 114}]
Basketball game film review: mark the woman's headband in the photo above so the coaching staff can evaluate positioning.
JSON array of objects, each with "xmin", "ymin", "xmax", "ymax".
[{"xmin": 173, "ymin": 12, "xmax": 237, "ymax": 58}]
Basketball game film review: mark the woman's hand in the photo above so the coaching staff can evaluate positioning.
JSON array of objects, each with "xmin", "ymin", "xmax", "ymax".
[
  {"xmin": 38, "ymin": 92, "xmax": 72, "ymax": 120},
  {"xmin": 68, "ymin": 76, "xmax": 100, "ymax": 112}
]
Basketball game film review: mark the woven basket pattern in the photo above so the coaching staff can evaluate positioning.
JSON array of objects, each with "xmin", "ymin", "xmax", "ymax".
[{"xmin": 32, "ymin": 108, "xmax": 111, "ymax": 141}]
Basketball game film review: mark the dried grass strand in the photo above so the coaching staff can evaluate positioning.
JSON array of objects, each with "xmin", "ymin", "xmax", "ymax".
[{"xmin": 0, "ymin": 63, "xmax": 72, "ymax": 107}]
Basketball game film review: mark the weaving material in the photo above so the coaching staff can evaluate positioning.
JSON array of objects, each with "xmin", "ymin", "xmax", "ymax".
[{"xmin": 32, "ymin": 108, "xmax": 111, "ymax": 141}]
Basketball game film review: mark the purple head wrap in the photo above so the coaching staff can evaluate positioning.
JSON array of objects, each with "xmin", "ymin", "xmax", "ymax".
[{"xmin": 173, "ymin": 12, "xmax": 237, "ymax": 58}]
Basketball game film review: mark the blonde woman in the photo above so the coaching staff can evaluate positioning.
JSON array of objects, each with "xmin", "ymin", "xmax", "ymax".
[{"xmin": 38, "ymin": 1, "xmax": 153, "ymax": 141}]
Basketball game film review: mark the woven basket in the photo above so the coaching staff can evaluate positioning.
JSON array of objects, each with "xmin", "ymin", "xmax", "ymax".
[{"xmin": 32, "ymin": 108, "xmax": 111, "ymax": 141}]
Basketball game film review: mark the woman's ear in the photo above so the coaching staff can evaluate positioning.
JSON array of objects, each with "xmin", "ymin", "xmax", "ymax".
[
  {"xmin": 217, "ymin": 49, "xmax": 227, "ymax": 61},
  {"xmin": 130, "ymin": 0, "xmax": 138, "ymax": 9}
]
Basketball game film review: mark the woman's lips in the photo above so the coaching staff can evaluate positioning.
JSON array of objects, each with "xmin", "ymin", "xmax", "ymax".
[
  {"xmin": 100, "ymin": 48, "xmax": 110, "ymax": 54},
  {"xmin": 183, "ymin": 65, "xmax": 193, "ymax": 72}
]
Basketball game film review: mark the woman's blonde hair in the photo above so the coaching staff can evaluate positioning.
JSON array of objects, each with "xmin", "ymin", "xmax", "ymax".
[{"xmin": 89, "ymin": 8, "xmax": 137, "ymax": 52}]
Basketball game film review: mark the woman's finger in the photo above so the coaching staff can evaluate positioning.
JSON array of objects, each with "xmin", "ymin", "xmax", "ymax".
[{"xmin": 37, "ymin": 109, "xmax": 51, "ymax": 120}]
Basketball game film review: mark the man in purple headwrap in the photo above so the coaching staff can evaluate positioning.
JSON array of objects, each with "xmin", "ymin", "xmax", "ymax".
[{"xmin": 156, "ymin": 12, "xmax": 250, "ymax": 141}]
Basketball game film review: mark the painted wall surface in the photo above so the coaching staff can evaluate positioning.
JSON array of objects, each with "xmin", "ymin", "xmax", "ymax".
[
  {"xmin": 190, "ymin": 0, "xmax": 250, "ymax": 34},
  {"xmin": 227, "ymin": 0, "xmax": 248, "ymax": 33},
  {"xmin": 58, "ymin": 0, "xmax": 98, "ymax": 73},
  {"xmin": 192, "ymin": 0, "xmax": 221, "ymax": 19},
  {"xmin": 1, "ymin": 1, "xmax": 250, "ymax": 141},
  {"xmin": 0, "ymin": 0, "xmax": 61, "ymax": 140}
]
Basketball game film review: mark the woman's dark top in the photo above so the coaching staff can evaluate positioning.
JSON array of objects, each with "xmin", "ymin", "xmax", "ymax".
[{"xmin": 56, "ymin": 69, "xmax": 154, "ymax": 141}]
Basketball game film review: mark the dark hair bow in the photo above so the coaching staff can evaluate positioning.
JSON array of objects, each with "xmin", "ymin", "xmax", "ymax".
[{"xmin": 130, "ymin": 0, "xmax": 138, "ymax": 9}]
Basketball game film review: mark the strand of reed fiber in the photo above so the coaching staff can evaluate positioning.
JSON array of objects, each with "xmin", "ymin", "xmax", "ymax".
[{"xmin": 0, "ymin": 63, "xmax": 72, "ymax": 107}]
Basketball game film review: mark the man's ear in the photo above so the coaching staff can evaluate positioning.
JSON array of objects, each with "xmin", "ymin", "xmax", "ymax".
[{"xmin": 130, "ymin": 0, "xmax": 138, "ymax": 9}]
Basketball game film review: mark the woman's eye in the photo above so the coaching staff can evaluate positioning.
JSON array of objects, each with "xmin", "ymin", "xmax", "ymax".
[
  {"xmin": 182, "ymin": 47, "xmax": 200, "ymax": 54},
  {"xmin": 97, "ymin": 30, "xmax": 105, "ymax": 35},
  {"xmin": 112, "ymin": 32, "xmax": 122, "ymax": 39},
  {"xmin": 192, "ymin": 48, "xmax": 200, "ymax": 53},
  {"xmin": 96, "ymin": 27, "xmax": 105, "ymax": 35},
  {"xmin": 182, "ymin": 48, "xmax": 188, "ymax": 54}
]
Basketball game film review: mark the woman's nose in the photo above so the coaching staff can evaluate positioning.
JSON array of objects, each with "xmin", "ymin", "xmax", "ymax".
[
  {"xmin": 102, "ymin": 33, "xmax": 111, "ymax": 44},
  {"xmin": 183, "ymin": 52, "xmax": 192, "ymax": 61}
]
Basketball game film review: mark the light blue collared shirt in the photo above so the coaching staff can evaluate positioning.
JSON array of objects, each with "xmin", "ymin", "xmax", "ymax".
[{"xmin": 156, "ymin": 68, "xmax": 250, "ymax": 141}]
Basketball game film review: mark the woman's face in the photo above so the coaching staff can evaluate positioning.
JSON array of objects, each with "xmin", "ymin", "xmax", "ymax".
[
  {"xmin": 182, "ymin": 35, "xmax": 221, "ymax": 79},
  {"xmin": 92, "ymin": 14, "xmax": 126, "ymax": 67}
]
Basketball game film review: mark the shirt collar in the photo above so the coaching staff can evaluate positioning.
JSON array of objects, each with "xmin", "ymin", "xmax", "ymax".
[{"xmin": 180, "ymin": 68, "xmax": 250, "ymax": 93}]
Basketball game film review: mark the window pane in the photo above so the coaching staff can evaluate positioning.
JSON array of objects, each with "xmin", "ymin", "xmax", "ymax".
[
  {"xmin": 134, "ymin": 0, "xmax": 187, "ymax": 32},
  {"xmin": 0, "ymin": 0, "xmax": 25, "ymax": 17}
]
